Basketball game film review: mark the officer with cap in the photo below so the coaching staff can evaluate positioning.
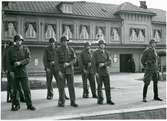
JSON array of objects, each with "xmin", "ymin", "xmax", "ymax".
[
  {"xmin": 8, "ymin": 34, "xmax": 36, "ymax": 111},
  {"xmin": 79, "ymin": 42, "xmax": 97, "ymax": 98},
  {"xmin": 141, "ymin": 39, "xmax": 163, "ymax": 102},
  {"xmin": 3, "ymin": 40, "xmax": 25, "ymax": 103},
  {"xmin": 93, "ymin": 39, "xmax": 114, "ymax": 105},
  {"xmin": 57, "ymin": 36, "xmax": 78, "ymax": 107}
]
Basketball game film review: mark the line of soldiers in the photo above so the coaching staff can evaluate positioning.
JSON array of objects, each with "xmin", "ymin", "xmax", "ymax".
[{"xmin": 3, "ymin": 34, "xmax": 163, "ymax": 111}]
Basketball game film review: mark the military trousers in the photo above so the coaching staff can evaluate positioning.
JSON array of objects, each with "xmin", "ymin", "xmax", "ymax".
[
  {"xmin": 12, "ymin": 77, "xmax": 32, "ymax": 107},
  {"xmin": 7, "ymin": 72, "xmax": 25, "ymax": 102},
  {"xmin": 97, "ymin": 74, "xmax": 111, "ymax": 102},
  {"xmin": 46, "ymin": 69, "xmax": 65, "ymax": 104},
  {"xmin": 63, "ymin": 74, "xmax": 76, "ymax": 103},
  {"xmin": 81, "ymin": 72, "xmax": 96, "ymax": 96},
  {"xmin": 46, "ymin": 69, "xmax": 55, "ymax": 97},
  {"xmin": 143, "ymin": 70, "xmax": 159, "ymax": 98}
]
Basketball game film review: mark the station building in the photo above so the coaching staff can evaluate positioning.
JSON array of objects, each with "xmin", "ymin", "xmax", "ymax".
[{"xmin": 2, "ymin": 1, "xmax": 166, "ymax": 75}]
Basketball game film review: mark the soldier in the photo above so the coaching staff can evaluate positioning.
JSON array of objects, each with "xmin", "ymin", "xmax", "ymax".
[
  {"xmin": 93, "ymin": 39, "xmax": 114, "ymax": 105},
  {"xmin": 79, "ymin": 42, "xmax": 97, "ymax": 98},
  {"xmin": 4, "ymin": 41, "xmax": 25, "ymax": 103},
  {"xmin": 43, "ymin": 38, "xmax": 69, "ymax": 100},
  {"xmin": 141, "ymin": 39, "xmax": 163, "ymax": 102},
  {"xmin": 43, "ymin": 37, "xmax": 66, "ymax": 106},
  {"xmin": 8, "ymin": 34, "xmax": 36, "ymax": 111},
  {"xmin": 57, "ymin": 36, "xmax": 78, "ymax": 107}
]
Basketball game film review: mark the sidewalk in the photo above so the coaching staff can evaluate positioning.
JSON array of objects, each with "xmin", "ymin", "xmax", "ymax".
[{"xmin": 1, "ymin": 73, "xmax": 166, "ymax": 119}]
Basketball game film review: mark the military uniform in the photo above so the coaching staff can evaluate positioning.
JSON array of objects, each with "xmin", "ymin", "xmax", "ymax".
[
  {"xmin": 141, "ymin": 39, "xmax": 162, "ymax": 102},
  {"xmin": 79, "ymin": 48, "xmax": 97, "ymax": 98},
  {"xmin": 43, "ymin": 41, "xmax": 65, "ymax": 105},
  {"xmin": 141, "ymin": 47, "xmax": 161, "ymax": 101},
  {"xmin": 4, "ymin": 43, "xmax": 25, "ymax": 103},
  {"xmin": 8, "ymin": 34, "xmax": 35, "ymax": 111},
  {"xmin": 57, "ymin": 36, "xmax": 78, "ymax": 107},
  {"xmin": 93, "ymin": 40, "xmax": 114, "ymax": 105},
  {"xmin": 43, "ymin": 45, "xmax": 59, "ymax": 99}
]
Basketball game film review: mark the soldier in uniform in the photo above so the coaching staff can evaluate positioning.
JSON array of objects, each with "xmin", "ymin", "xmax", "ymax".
[
  {"xmin": 141, "ymin": 39, "xmax": 163, "ymax": 102},
  {"xmin": 43, "ymin": 38, "xmax": 69, "ymax": 100},
  {"xmin": 57, "ymin": 36, "xmax": 78, "ymax": 107},
  {"xmin": 79, "ymin": 42, "xmax": 97, "ymax": 98},
  {"xmin": 43, "ymin": 37, "xmax": 66, "ymax": 106},
  {"xmin": 93, "ymin": 39, "xmax": 114, "ymax": 105},
  {"xmin": 4, "ymin": 41, "xmax": 25, "ymax": 103},
  {"xmin": 8, "ymin": 34, "xmax": 36, "ymax": 111}
]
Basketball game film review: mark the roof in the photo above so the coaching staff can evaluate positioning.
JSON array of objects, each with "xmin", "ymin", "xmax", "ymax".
[
  {"xmin": 149, "ymin": 8, "xmax": 166, "ymax": 23},
  {"xmin": 3, "ymin": 1, "xmax": 166, "ymax": 23},
  {"xmin": 115, "ymin": 2, "xmax": 156, "ymax": 16}
]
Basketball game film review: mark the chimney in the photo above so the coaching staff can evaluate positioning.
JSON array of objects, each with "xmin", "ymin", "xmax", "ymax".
[{"xmin": 140, "ymin": 1, "xmax": 147, "ymax": 9}]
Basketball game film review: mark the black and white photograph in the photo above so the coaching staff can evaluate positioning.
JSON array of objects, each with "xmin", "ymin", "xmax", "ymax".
[{"xmin": 1, "ymin": 0, "xmax": 166, "ymax": 120}]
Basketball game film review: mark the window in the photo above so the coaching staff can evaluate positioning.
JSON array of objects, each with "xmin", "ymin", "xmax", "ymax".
[
  {"xmin": 62, "ymin": 4, "xmax": 72, "ymax": 13},
  {"xmin": 96, "ymin": 26, "xmax": 105, "ymax": 40},
  {"xmin": 62, "ymin": 24, "xmax": 73, "ymax": 39},
  {"xmin": 25, "ymin": 22, "xmax": 37, "ymax": 38},
  {"xmin": 129, "ymin": 28, "xmax": 145, "ymax": 41},
  {"xmin": 153, "ymin": 29, "xmax": 161, "ymax": 42},
  {"xmin": 4, "ymin": 21, "xmax": 17, "ymax": 38},
  {"xmin": 111, "ymin": 27, "xmax": 120, "ymax": 41},
  {"xmin": 45, "ymin": 24, "xmax": 56, "ymax": 39},
  {"xmin": 79, "ymin": 25, "xmax": 89, "ymax": 39}
]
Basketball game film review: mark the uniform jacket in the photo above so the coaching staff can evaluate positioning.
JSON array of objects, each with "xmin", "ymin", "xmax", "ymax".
[
  {"xmin": 8, "ymin": 45, "xmax": 31, "ymax": 78},
  {"xmin": 4, "ymin": 46, "xmax": 14, "ymax": 72},
  {"xmin": 79, "ymin": 49, "xmax": 94, "ymax": 74},
  {"xmin": 141, "ymin": 47, "xmax": 159, "ymax": 72},
  {"xmin": 93, "ymin": 49, "xmax": 111, "ymax": 76},
  {"xmin": 57, "ymin": 46, "xmax": 76, "ymax": 74},
  {"xmin": 43, "ymin": 46, "xmax": 60, "ymax": 72}
]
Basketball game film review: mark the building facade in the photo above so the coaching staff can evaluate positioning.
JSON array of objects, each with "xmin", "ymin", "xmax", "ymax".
[{"xmin": 2, "ymin": 1, "xmax": 166, "ymax": 75}]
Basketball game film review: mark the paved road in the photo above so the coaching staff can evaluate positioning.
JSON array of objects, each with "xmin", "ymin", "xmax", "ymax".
[{"xmin": 1, "ymin": 73, "xmax": 166, "ymax": 120}]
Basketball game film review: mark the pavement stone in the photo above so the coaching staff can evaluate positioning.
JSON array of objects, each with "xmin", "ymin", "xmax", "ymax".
[{"xmin": 1, "ymin": 73, "xmax": 166, "ymax": 120}]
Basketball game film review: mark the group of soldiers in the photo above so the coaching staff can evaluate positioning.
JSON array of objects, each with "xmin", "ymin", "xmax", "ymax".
[{"xmin": 3, "ymin": 34, "xmax": 163, "ymax": 111}]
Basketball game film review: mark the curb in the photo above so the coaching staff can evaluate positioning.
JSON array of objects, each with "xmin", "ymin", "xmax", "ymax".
[{"xmin": 36, "ymin": 105, "xmax": 166, "ymax": 120}]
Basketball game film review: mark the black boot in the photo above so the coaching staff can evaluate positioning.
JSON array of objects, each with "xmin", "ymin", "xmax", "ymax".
[
  {"xmin": 27, "ymin": 105, "xmax": 36, "ymax": 111},
  {"xmin": 107, "ymin": 100, "xmax": 115, "ymax": 105},
  {"xmin": 143, "ymin": 97, "xmax": 147, "ymax": 102},
  {"xmin": 154, "ymin": 97, "xmax": 163, "ymax": 101},
  {"xmin": 11, "ymin": 105, "xmax": 20, "ymax": 111},
  {"xmin": 71, "ymin": 102, "xmax": 78, "ymax": 107}
]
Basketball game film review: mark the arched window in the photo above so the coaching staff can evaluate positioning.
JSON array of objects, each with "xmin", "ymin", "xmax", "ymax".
[
  {"xmin": 130, "ymin": 29, "xmax": 137, "ymax": 41},
  {"xmin": 111, "ymin": 28, "xmax": 120, "ymax": 41},
  {"xmin": 63, "ymin": 25, "xmax": 72, "ymax": 39},
  {"xmin": 138, "ymin": 29, "xmax": 145, "ymax": 41},
  {"xmin": 79, "ymin": 26, "xmax": 89, "ymax": 39},
  {"xmin": 154, "ymin": 30, "xmax": 161, "ymax": 42},
  {"xmin": 4, "ymin": 22, "xmax": 17, "ymax": 38},
  {"xmin": 25, "ymin": 23, "xmax": 37, "ymax": 38},
  {"xmin": 96, "ymin": 27, "xmax": 104, "ymax": 40},
  {"xmin": 45, "ymin": 25, "xmax": 56, "ymax": 39}
]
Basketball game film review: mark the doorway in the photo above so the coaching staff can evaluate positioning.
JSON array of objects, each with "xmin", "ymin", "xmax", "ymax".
[{"xmin": 120, "ymin": 54, "xmax": 132, "ymax": 72}]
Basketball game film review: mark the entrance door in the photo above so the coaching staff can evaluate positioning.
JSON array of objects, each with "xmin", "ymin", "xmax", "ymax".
[{"xmin": 120, "ymin": 54, "xmax": 132, "ymax": 72}]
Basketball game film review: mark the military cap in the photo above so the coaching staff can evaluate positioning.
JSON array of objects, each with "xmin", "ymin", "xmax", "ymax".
[
  {"xmin": 14, "ymin": 34, "xmax": 24, "ymax": 42},
  {"xmin": 84, "ymin": 42, "xmax": 91, "ymax": 47},
  {"xmin": 60, "ymin": 36, "xmax": 69, "ymax": 42},
  {"xmin": 149, "ymin": 39, "xmax": 157, "ymax": 44},
  {"xmin": 49, "ymin": 38, "xmax": 56, "ymax": 43},
  {"xmin": 98, "ymin": 39, "xmax": 106, "ymax": 45}
]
